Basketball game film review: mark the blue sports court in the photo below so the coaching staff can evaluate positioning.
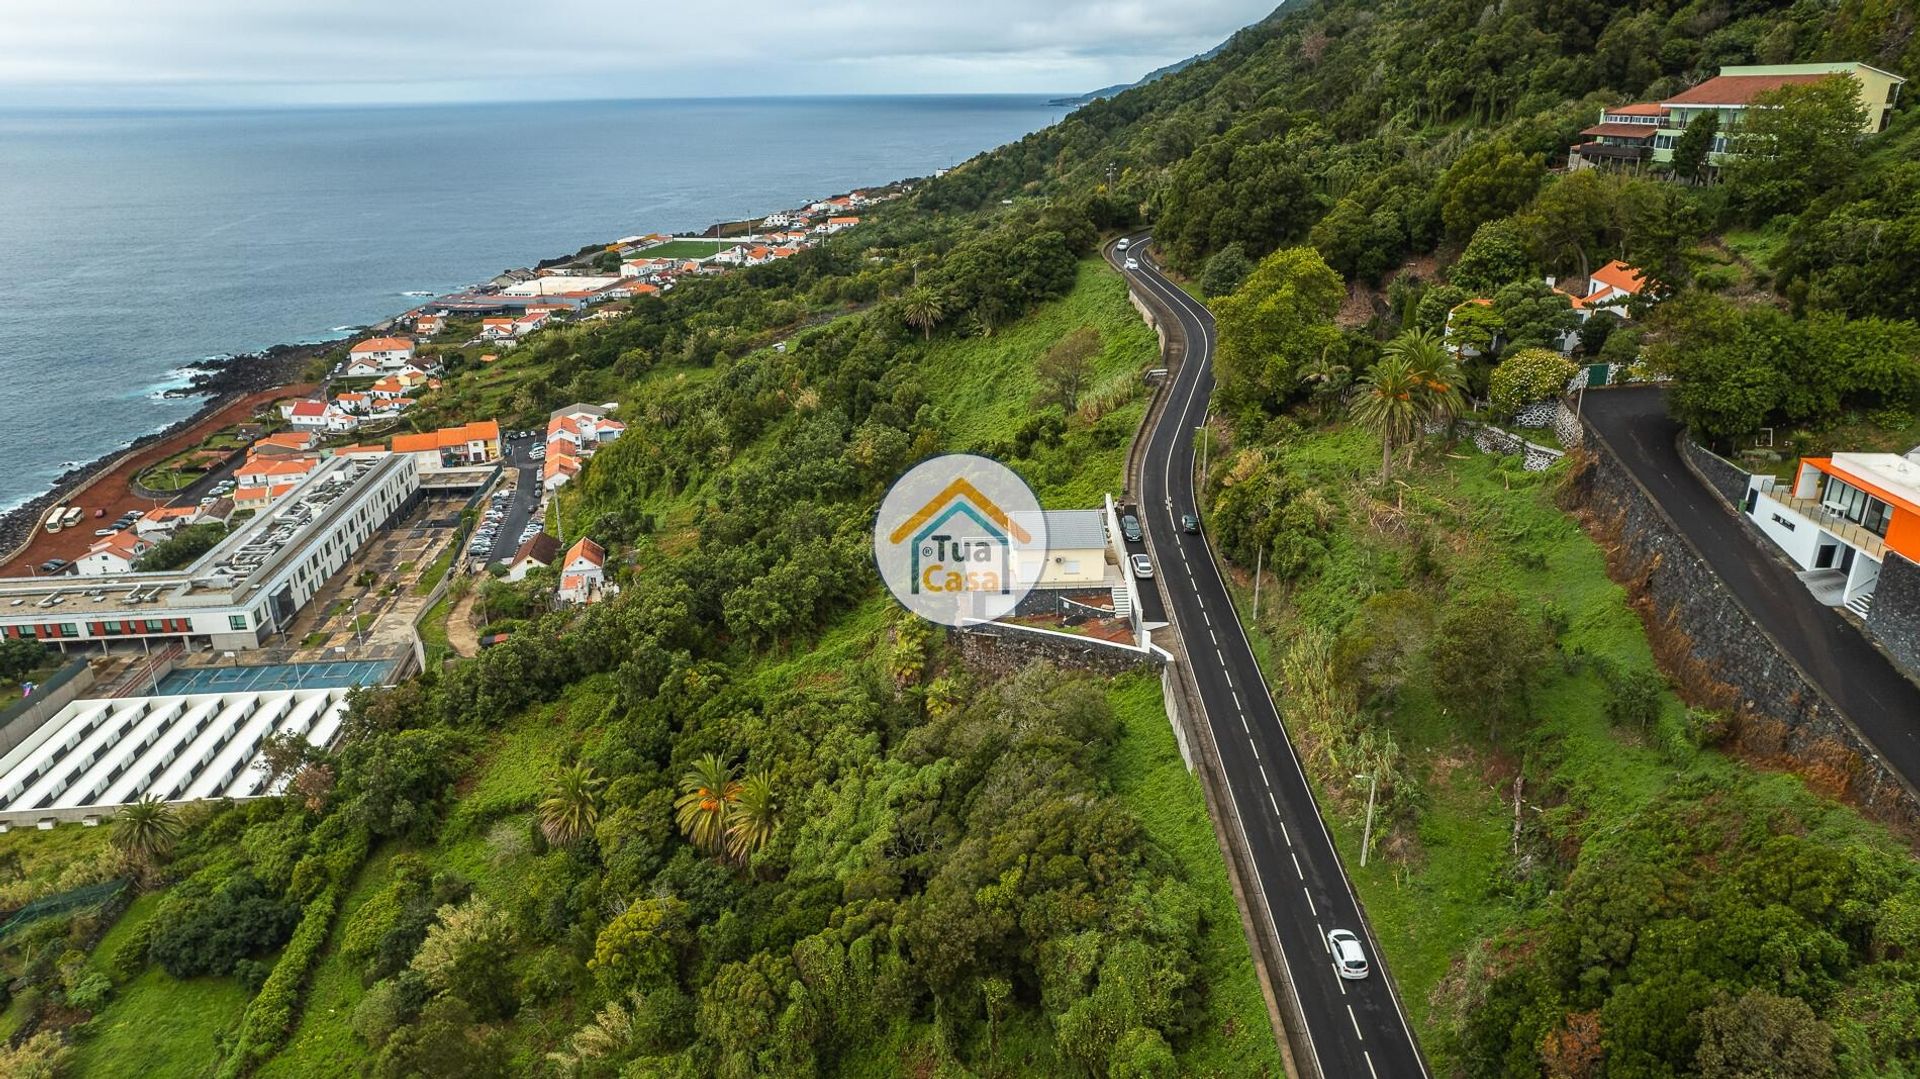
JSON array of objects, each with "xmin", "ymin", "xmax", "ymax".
[{"xmin": 151, "ymin": 660, "xmax": 397, "ymax": 696}]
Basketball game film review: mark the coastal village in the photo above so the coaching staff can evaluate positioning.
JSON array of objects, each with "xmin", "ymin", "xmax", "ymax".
[{"xmin": 0, "ymin": 185, "xmax": 895, "ymax": 717}]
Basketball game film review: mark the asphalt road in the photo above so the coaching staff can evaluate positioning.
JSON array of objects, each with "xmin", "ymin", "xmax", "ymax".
[
  {"xmin": 1581, "ymin": 386, "xmax": 1920, "ymax": 787},
  {"xmin": 476, "ymin": 432, "xmax": 543, "ymax": 565},
  {"xmin": 1115, "ymin": 237, "xmax": 1429, "ymax": 1078}
]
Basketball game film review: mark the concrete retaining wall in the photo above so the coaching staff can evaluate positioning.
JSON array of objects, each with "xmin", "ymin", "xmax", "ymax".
[
  {"xmin": 0, "ymin": 662, "xmax": 95, "ymax": 758},
  {"xmin": 950, "ymin": 620, "xmax": 1163, "ymax": 677},
  {"xmin": 1567, "ymin": 438, "xmax": 1920, "ymax": 829}
]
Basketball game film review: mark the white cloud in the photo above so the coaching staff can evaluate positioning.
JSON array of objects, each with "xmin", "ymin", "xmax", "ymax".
[{"xmin": 0, "ymin": 0, "xmax": 1276, "ymax": 104}]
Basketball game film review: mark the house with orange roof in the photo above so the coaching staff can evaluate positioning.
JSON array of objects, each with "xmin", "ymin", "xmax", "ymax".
[
  {"xmin": 348, "ymin": 336, "xmax": 416, "ymax": 371},
  {"xmin": 482, "ymin": 317, "xmax": 518, "ymax": 340},
  {"xmin": 1649, "ymin": 63, "xmax": 1904, "ymax": 166},
  {"xmin": 234, "ymin": 480, "xmax": 302, "ymax": 512},
  {"xmin": 134, "ymin": 505, "xmax": 202, "ymax": 539},
  {"xmin": 515, "ymin": 311, "xmax": 552, "ymax": 334},
  {"xmin": 78, "ymin": 530, "xmax": 152, "ymax": 576},
  {"xmin": 542, "ymin": 445, "xmax": 582, "ymax": 492},
  {"xmin": 392, "ymin": 420, "xmax": 501, "ymax": 471},
  {"xmin": 820, "ymin": 216, "xmax": 860, "ymax": 234},
  {"xmin": 556, "ymin": 537, "xmax": 613, "ymax": 604},
  {"xmin": 235, "ymin": 455, "xmax": 320, "ymax": 487},
  {"xmin": 413, "ymin": 313, "xmax": 445, "ymax": 336},
  {"xmin": 282, "ymin": 399, "xmax": 360, "ymax": 433},
  {"xmin": 334, "ymin": 391, "xmax": 374, "ymax": 415},
  {"xmin": 249, "ymin": 431, "xmax": 320, "ymax": 457},
  {"xmin": 1746, "ymin": 452, "xmax": 1920, "ymax": 623},
  {"xmin": 1545, "ymin": 260, "xmax": 1652, "ymax": 351}
]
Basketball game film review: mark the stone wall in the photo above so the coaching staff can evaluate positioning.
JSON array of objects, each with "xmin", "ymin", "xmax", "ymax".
[
  {"xmin": 1681, "ymin": 436, "xmax": 1752, "ymax": 508},
  {"xmin": 951, "ymin": 622, "xmax": 1163, "ymax": 678},
  {"xmin": 1868, "ymin": 552, "xmax": 1920, "ymax": 681},
  {"xmin": 1470, "ymin": 423, "xmax": 1564, "ymax": 472},
  {"xmin": 1566, "ymin": 442, "xmax": 1920, "ymax": 829}
]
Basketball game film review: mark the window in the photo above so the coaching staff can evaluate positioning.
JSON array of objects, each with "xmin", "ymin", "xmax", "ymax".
[
  {"xmin": 60, "ymin": 624, "xmax": 76, "ymax": 638},
  {"xmin": 145, "ymin": 619, "xmax": 164, "ymax": 633},
  {"xmin": 228, "ymin": 615, "xmax": 249, "ymax": 631}
]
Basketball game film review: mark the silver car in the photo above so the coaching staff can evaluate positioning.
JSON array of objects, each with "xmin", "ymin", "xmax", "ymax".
[{"xmin": 1130, "ymin": 553, "xmax": 1154, "ymax": 579}]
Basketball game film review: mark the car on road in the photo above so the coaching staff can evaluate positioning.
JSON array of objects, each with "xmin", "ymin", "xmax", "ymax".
[
  {"xmin": 1181, "ymin": 513, "xmax": 1200, "ymax": 534},
  {"xmin": 1119, "ymin": 514, "xmax": 1142, "ymax": 543},
  {"xmin": 1124, "ymin": 257, "xmax": 1139, "ymax": 270},
  {"xmin": 1327, "ymin": 929, "xmax": 1369, "ymax": 980},
  {"xmin": 1130, "ymin": 553, "xmax": 1154, "ymax": 579},
  {"xmin": 1116, "ymin": 237, "xmax": 1129, "ymax": 251}
]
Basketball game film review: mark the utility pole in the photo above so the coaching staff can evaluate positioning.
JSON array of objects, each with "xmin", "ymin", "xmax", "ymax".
[{"xmin": 1356, "ymin": 772, "xmax": 1378, "ymax": 868}]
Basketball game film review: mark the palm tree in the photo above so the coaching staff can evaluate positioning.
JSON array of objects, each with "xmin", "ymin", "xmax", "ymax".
[
  {"xmin": 111, "ymin": 796, "xmax": 181, "ymax": 875},
  {"xmin": 902, "ymin": 287, "xmax": 945, "ymax": 341},
  {"xmin": 674, "ymin": 754, "xmax": 739, "ymax": 855},
  {"xmin": 725, "ymin": 770, "xmax": 780, "ymax": 863},
  {"xmin": 539, "ymin": 763, "xmax": 604, "ymax": 848},
  {"xmin": 1297, "ymin": 348, "xmax": 1352, "ymax": 417},
  {"xmin": 1387, "ymin": 329, "xmax": 1467, "ymax": 431},
  {"xmin": 1350, "ymin": 353, "xmax": 1425, "ymax": 482}
]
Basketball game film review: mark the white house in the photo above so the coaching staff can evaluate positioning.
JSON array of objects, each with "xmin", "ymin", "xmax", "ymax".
[
  {"xmin": 348, "ymin": 337, "xmax": 416, "ymax": 369},
  {"xmin": 78, "ymin": 531, "xmax": 150, "ymax": 576},
  {"xmin": 506, "ymin": 533, "xmax": 560, "ymax": 583},
  {"xmin": 556, "ymin": 537, "xmax": 614, "ymax": 604},
  {"xmin": 345, "ymin": 359, "xmax": 386, "ymax": 378},
  {"xmin": 1547, "ymin": 260, "xmax": 1651, "ymax": 353}
]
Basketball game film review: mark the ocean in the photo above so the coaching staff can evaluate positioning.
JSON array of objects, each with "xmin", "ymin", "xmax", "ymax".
[{"xmin": 0, "ymin": 95, "xmax": 1066, "ymax": 512}]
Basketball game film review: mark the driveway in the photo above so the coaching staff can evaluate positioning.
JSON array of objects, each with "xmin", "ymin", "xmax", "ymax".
[{"xmin": 1581, "ymin": 386, "xmax": 1920, "ymax": 790}]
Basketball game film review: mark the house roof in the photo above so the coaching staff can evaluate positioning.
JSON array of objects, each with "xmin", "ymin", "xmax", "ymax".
[
  {"xmin": 565, "ymin": 537, "xmax": 606, "ymax": 568},
  {"xmin": 392, "ymin": 432, "xmax": 439, "ymax": 453},
  {"xmin": 288, "ymin": 399, "xmax": 327, "ymax": 418},
  {"xmin": 513, "ymin": 532, "xmax": 561, "ymax": 567},
  {"xmin": 1580, "ymin": 122, "xmax": 1659, "ymax": 139},
  {"xmin": 1662, "ymin": 72, "xmax": 1839, "ymax": 107},
  {"xmin": 91, "ymin": 531, "xmax": 146, "ymax": 560},
  {"xmin": 253, "ymin": 432, "xmax": 316, "ymax": 452},
  {"xmin": 145, "ymin": 506, "xmax": 198, "ymax": 522},
  {"xmin": 560, "ymin": 574, "xmax": 587, "ymax": 592},
  {"xmin": 1036, "ymin": 509, "xmax": 1107, "ymax": 550},
  {"xmin": 237, "ymin": 456, "xmax": 317, "ymax": 480},
  {"xmin": 351, "ymin": 336, "xmax": 414, "ymax": 354},
  {"xmin": 1589, "ymin": 260, "xmax": 1647, "ymax": 297},
  {"xmin": 1608, "ymin": 101, "xmax": 1666, "ymax": 116}
]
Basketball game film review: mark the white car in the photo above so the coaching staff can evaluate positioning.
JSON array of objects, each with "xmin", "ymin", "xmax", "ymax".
[
  {"xmin": 1124, "ymin": 258, "xmax": 1139, "ymax": 270},
  {"xmin": 1130, "ymin": 553, "xmax": 1154, "ymax": 579},
  {"xmin": 1327, "ymin": 929, "xmax": 1370, "ymax": 980}
]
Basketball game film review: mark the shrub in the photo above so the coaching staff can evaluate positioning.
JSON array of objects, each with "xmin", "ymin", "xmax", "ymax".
[
  {"xmin": 1489, "ymin": 348, "xmax": 1576, "ymax": 417},
  {"xmin": 1603, "ymin": 663, "xmax": 1665, "ymax": 732},
  {"xmin": 147, "ymin": 873, "xmax": 300, "ymax": 979}
]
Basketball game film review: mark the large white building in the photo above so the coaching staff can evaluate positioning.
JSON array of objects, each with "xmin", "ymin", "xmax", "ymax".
[{"xmin": 0, "ymin": 454, "xmax": 420, "ymax": 652}]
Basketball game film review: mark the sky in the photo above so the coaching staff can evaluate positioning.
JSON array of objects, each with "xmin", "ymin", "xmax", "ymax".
[{"xmin": 0, "ymin": 0, "xmax": 1281, "ymax": 107}]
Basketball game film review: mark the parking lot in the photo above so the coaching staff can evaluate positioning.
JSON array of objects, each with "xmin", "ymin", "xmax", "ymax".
[{"xmin": 466, "ymin": 432, "xmax": 544, "ymax": 566}]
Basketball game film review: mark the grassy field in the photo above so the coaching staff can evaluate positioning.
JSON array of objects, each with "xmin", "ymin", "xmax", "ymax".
[
  {"xmin": 919, "ymin": 257, "xmax": 1159, "ymax": 507},
  {"xmin": 74, "ymin": 888, "xmax": 255, "ymax": 1079},
  {"xmin": 1211, "ymin": 423, "xmax": 1909, "ymax": 1066},
  {"xmin": 632, "ymin": 238, "xmax": 741, "ymax": 260},
  {"xmin": 257, "ymin": 851, "xmax": 402, "ymax": 1079}
]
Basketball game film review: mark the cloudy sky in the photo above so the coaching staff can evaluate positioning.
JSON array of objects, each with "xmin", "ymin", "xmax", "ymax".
[{"xmin": 0, "ymin": 1, "xmax": 1279, "ymax": 107}]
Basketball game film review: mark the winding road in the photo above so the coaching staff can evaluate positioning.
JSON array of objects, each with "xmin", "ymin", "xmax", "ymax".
[{"xmin": 1114, "ymin": 236, "xmax": 1429, "ymax": 1078}]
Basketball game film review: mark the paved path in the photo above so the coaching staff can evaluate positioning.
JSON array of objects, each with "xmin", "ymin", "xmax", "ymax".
[
  {"xmin": 1118, "ymin": 236, "xmax": 1429, "ymax": 1079},
  {"xmin": 1581, "ymin": 387, "xmax": 1920, "ymax": 792}
]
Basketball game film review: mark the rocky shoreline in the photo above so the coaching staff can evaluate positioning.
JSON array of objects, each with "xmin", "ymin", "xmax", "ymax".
[{"xmin": 0, "ymin": 342, "xmax": 324, "ymax": 559}]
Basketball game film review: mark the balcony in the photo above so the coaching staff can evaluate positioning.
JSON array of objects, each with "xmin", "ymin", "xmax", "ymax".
[
  {"xmin": 1769, "ymin": 493, "xmax": 1888, "ymax": 561},
  {"xmin": 1573, "ymin": 141, "xmax": 1649, "ymax": 164}
]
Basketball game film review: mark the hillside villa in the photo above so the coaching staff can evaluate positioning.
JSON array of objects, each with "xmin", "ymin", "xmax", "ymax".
[
  {"xmin": 556, "ymin": 537, "xmax": 613, "ymax": 605},
  {"xmin": 1570, "ymin": 62, "xmax": 1905, "ymax": 170},
  {"xmin": 1745, "ymin": 452, "xmax": 1920, "ymax": 618}
]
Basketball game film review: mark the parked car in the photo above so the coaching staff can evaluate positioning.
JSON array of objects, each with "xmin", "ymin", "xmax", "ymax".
[
  {"xmin": 1119, "ymin": 514, "xmax": 1143, "ymax": 543},
  {"xmin": 1327, "ymin": 929, "xmax": 1369, "ymax": 980},
  {"xmin": 94, "ymin": 528, "xmax": 115, "ymax": 537},
  {"xmin": 38, "ymin": 559, "xmax": 68, "ymax": 574},
  {"xmin": 1130, "ymin": 553, "xmax": 1154, "ymax": 579},
  {"xmin": 1181, "ymin": 513, "xmax": 1200, "ymax": 534}
]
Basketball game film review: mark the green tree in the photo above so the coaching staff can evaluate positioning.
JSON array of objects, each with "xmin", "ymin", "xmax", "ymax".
[
  {"xmin": 1198, "ymin": 242, "xmax": 1254, "ymax": 297},
  {"xmin": 1428, "ymin": 591, "xmax": 1552, "ymax": 742},
  {"xmin": 0, "ymin": 636, "xmax": 49, "ymax": 683},
  {"xmin": 1211, "ymin": 246, "xmax": 1345, "ymax": 414},
  {"xmin": 1489, "ymin": 348, "xmax": 1576, "ymax": 417},
  {"xmin": 1035, "ymin": 326, "xmax": 1100, "ymax": 411},
  {"xmin": 409, "ymin": 896, "xmax": 516, "ymax": 1019},
  {"xmin": 133, "ymin": 522, "xmax": 228, "ymax": 572},
  {"xmin": 1670, "ymin": 111, "xmax": 1719, "ymax": 185},
  {"xmin": 724, "ymin": 769, "xmax": 779, "ymax": 862},
  {"xmin": 1451, "ymin": 218, "xmax": 1535, "ymax": 294},
  {"xmin": 589, "ymin": 897, "xmax": 687, "ymax": 993},
  {"xmin": 1727, "ymin": 76, "xmax": 1870, "ymax": 220},
  {"xmin": 673, "ymin": 753, "xmax": 738, "ymax": 856},
  {"xmin": 901, "ymin": 287, "xmax": 946, "ymax": 341},
  {"xmin": 538, "ymin": 763, "xmax": 603, "ymax": 848},
  {"xmin": 1490, "ymin": 279, "xmax": 1580, "ymax": 353},
  {"xmin": 1522, "ymin": 170, "xmax": 1617, "ymax": 281},
  {"xmin": 1695, "ymin": 989, "xmax": 1835, "ymax": 1079},
  {"xmin": 0, "ymin": 1031, "xmax": 73, "ymax": 1079},
  {"xmin": 111, "ymin": 796, "xmax": 182, "ymax": 876},
  {"xmin": 1438, "ymin": 139, "xmax": 1547, "ymax": 240}
]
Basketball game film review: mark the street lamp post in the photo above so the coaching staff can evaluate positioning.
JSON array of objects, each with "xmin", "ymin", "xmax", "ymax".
[{"xmin": 1355, "ymin": 772, "xmax": 1378, "ymax": 868}]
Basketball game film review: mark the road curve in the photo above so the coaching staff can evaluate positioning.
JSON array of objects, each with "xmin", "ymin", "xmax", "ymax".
[{"xmin": 1113, "ymin": 236, "xmax": 1429, "ymax": 1078}]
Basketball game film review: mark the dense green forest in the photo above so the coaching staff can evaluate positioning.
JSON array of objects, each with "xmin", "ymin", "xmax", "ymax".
[{"xmin": 8, "ymin": 0, "xmax": 1920, "ymax": 1076}]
